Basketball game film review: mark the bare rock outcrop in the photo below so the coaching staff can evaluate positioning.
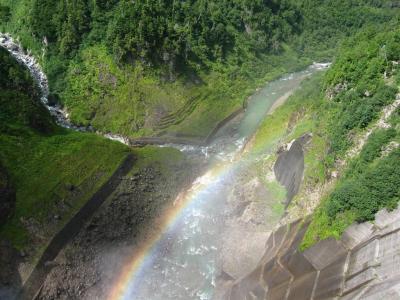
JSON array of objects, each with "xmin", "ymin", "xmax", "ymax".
[
  {"xmin": 326, "ymin": 82, "xmax": 348, "ymax": 100},
  {"xmin": 274, "ymin": 133, "xmax": 312, "ymax": 206}
]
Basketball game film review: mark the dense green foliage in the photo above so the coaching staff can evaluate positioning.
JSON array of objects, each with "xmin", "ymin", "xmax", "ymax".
[
  {"xmin": 27, "ymin": 0, "xmax": 300, "ymax": 65},
  {"xmin": 106, "ymin": 0, "xmax": 300, "ymax": 67},
  {"xmin": 324, "ymin": 27, "xmax": 400, "ymax": 159},
  {"xmin": 302, "ymin": 129, "xmax": 400, "ymax": 250},
  {"xmin": 291, "ymin": 0, "xmax": 398, "ymax": 58},
  {"xmin": 327, "ymin": 131, "xmax": 399, "ymax": 222},
  {"xmin": 0, "ymin": 48, "xmax": 131, "ymax": 249},
  {"xmin": 1, "ymin": 0, "xmax": 396, "ymax": 139},
  {"xmin": 0, "ymin": 4, "xmax": 10, "ymax": 22},
  {"xmin": 300, "ymin": 24, "xmax": 400, "ymax": 249},
  {"xmin": 0, "ymin": 0, "xmax": 308, "ymax": 138},
  {"xmin": 1, "ymin": 0, "xmax": 400, "ymax": 252}
]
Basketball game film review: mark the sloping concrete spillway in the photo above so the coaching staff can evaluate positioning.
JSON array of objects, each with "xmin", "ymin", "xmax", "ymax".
[{"xmin": 223, "ymin": 207, "xmax": 400, "ymax": 300}]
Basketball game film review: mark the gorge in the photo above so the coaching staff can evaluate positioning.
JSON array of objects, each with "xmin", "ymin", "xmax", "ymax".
[
  {"xmin": 1, "ymin": 33, "xmax": 328, "ymax": 299},
  {"xmin": 1, "ymin": 1, "xmax": 400, "ymax": 300}
]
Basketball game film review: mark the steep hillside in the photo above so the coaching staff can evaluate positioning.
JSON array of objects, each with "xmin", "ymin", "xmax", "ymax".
[
  {"xmin": 0, "ymin": 0, "xmax": 304, "ymax": 140},
  {"xmin": 0, "ymin": 46, "xmax": 131, "ymax": 254},
  {"xmin": 245, "ymin": 20, "xmax": 400, "ymax": 249},
  {"xmin": 301, "ymin": 25, "xmax": 400, "ymax": 248},
  {"xmin": 0, "ymin": 0, "xmax": 396, "ymax": 140},
  {"xmin": 0, "ymin": 46, "xmax": 198, "ymax": 298},
  {"xmin": 290, "ymin": 0, "xmax": 398, "ymax": 58},
  {"xmin": 222, "ymin": 21, "xmax": 400, "ymax": 299}
]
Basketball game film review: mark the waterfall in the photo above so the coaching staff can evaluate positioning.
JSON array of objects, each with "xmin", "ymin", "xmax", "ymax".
[{"xmin": 0, "ymin": 32, "xmax": 130, "ymax": 144}]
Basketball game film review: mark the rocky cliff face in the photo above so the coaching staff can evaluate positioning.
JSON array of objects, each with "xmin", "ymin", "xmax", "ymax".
[
  {"xmin": 274, "ymin": 134, "xmax": 312, "ymax": 206},
  {"xmin": 213, "ymin": 134, "xmax": 313, "ymax": 299},
  {"xmin": 223, "ymin": 207, "xmax": 400, "ymax": 300}
]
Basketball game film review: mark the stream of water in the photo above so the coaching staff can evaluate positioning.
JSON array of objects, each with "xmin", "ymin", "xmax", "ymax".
[
  {"xmin": 112, "ymin": 64, "xmax": 329, "ymax": 300},
  {"xmin": 0, "ymin": 33, "xmax": 329, "ymax": 299},
  {"xmin": 0, "ymin": 32, "xmax": 131, "ymax": 144}
]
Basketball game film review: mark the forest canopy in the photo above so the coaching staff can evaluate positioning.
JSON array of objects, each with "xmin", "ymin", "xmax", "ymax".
[{"xmin": 29, "ymin": 0, "xmax": 301, "ymax": 69}]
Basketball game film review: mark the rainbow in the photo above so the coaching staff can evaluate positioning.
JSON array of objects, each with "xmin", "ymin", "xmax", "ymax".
[{"xmin": 107, "ymin": 162, "xmax": 231, "ymax": 300}]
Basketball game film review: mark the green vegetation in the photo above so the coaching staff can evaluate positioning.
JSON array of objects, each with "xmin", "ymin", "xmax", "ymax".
[
  {"xmin": 61, "ymin": 45, "xmax": 310, "ymax": 138},
  {"xmin": 129, "ymin": 146, "xmax": 189, "ymax": 179},
  {"xmin": 168, "ymin": 49, "xmax": 309, "ymax": 137},
  {"xmin": 62, "ymin": 45, "xmax": 187, "ymax": 136},
  {"xmin": 0, "ymin": 4, "xmax": 10, "ymax": 22},
  {"xmin": 324, "ymin": 27, "xmax": 399, "ymax": 160},
  {"xmin": 1, "ymin": 0, "xmax": 397, "ymax": 139},
  {"xmin": 247, "ymin": 22, "xmax": 400, "ymax": 250},
  {"xmin": 104, "ymin": 0, "xmax": 300, "ymax": 67},
  {"xmin": 266, "ymin": 180, "xmax": 287, "ymax": 205},
  {"xmin": 300, "ymin": 25, "xmax": 400, "ymax": 250},
  {"xmin": 1, "ymin": 0, "xmax": 400, "ymax": 256},
  {"xmin": 252, "ymin": 73, "xmax": 325, "ymax": 154},
  {"xmin": 0, "ymin": 0, "xmax": 304, "ymax": 139},
  {"xmin": 301, "ymin": 130, "xmax": 400, "ymax": 249},
  {"xmin": 327, "ymin": 133, "xmax": 399, "ymax": 221},
  {"xmin": 291, "ymin": 0, "xmax": 398, "ymax": 59},
  {"xmin": 0, "ymin": 47, "xmax": 131, "ymax": 250}
]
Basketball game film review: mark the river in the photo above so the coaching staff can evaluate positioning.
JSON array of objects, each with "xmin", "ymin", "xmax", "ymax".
[
  {"xmin": 110, "ymin": 64, "xmax": 329, "ymax": 300},
  {"xmin": 0, "ymin": 33, "xmax": 329, "ymax": 300}
]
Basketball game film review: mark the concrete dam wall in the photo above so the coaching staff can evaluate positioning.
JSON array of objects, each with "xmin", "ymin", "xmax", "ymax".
[{"xmin": 223, "ymin": 206, "xmax": 400, "ymax": 300}]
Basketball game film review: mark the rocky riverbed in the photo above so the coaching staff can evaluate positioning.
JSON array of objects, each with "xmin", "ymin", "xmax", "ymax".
[{"xmin": 36, "ymin": 153, "xmax": 200, "ymax": 299}]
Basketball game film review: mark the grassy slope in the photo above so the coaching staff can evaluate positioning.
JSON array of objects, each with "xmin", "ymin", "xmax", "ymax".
[
  {"xmin": 59, "ymin": 44, "xmax": 310, "ymax": 139},
  {"xmin": 0, "ymin": 48, "xmax": 190, "ymax": 263},
  {"xmin": 0, "ymin": 131, "xmax": 131, "ymax": 249},
  {"xmin": 0, "ymin": 47, "xmax": 131, "ymax": 253},
  {"xmin": 251, "ymin": 73, "xmax": 326, "ymax": 156}
]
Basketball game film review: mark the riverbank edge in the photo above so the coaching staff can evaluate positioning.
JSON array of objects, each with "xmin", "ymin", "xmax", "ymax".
[
  {"xmin": 130, "ymin": 64, "xmax": 320, "ymax": 147},
  {"xmin": 1, "ymin": 31, "xmax": 314, "ymax": 148}
]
